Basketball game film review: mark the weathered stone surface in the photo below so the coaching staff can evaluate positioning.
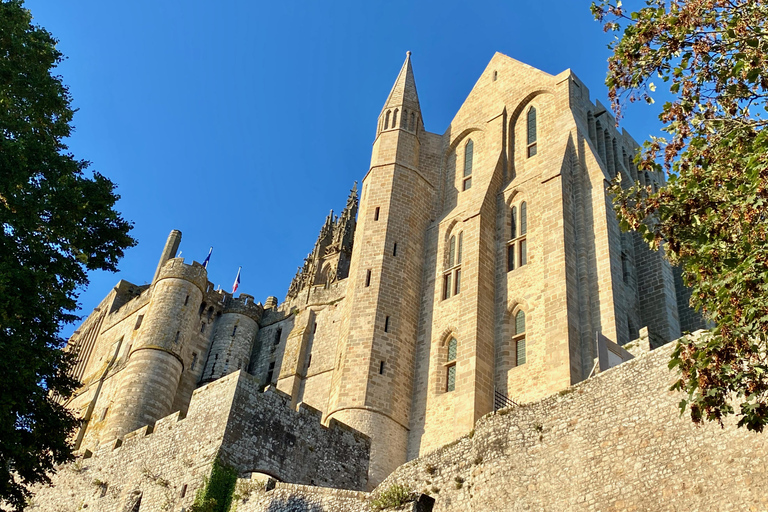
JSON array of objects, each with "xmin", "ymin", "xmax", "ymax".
[
  {"xmin": 27, "ymin": 372, "xmax": 370, "ymax": 511},
  {"xmin": 46, "ymin": 50, "xmax": 715, "ymax": 511}
]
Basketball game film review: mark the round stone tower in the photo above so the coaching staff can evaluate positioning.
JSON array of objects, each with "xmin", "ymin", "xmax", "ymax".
[
  {"xmin": 199, "ymin": 294, "xmax": 262, "ymax": 383},
  {"xmin": 104, "ymin": 256, "xmax": 208, "ymax": 441}
]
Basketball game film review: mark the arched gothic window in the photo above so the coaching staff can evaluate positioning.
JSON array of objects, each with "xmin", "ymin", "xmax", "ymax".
[
  {"xmin": 507, "ymin": 201, "xmax": 528, "ymax": 271},
  {"xmin": 410, "ymin": 112, "xmax": 416, "ymax": 132},
  {"xmin": 393, "ymin": 109, "xmax": 399, "ymax": 128},
  {"xmin": 595, "ymin": 120, "xmax": 605, "ymax": 162},
  {"xmin": 403, "ymin": 109, "xmax": 409, "ymax": 130},
  {"xmin": 446, "ymin": 337, "xmax": 457, "ymax": 392},
  {"xmin": 443, "ymin": 232, "xmax": 463, "ymax": 299},
  {"xmin": 527, "ymin": 107, "xmax": 537, "ymax": 157},
  {"xmin": 514, "ymin": 310, "xmax": 526, "ymax": 366},
  {"xmin": 463, "ymin": 140, "xmax": 473, "ymax": 191},
  {"xmin": 384, "ymin": 110, "xmax": 391, "ymax": 130}
]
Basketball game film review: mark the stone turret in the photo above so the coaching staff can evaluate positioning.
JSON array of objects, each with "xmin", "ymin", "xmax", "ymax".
[
  {"xmin": 326, "ymin": 52, "xmax": 435, "ymax": 487},
  {"xmin": 200, "ymin": 294, "xmax": 262, "ymax": 383},
  {"xmin": 104, "ymin": 232, "xmax": 207, "ymax": 441}
]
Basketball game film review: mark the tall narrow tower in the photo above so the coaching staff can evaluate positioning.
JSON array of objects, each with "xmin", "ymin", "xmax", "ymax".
[{"xmin": 326, "ymin": 52, "xmax": 436, "ymax": 487}]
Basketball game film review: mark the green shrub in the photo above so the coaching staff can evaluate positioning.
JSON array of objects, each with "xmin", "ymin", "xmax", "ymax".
[{"xmin": 370, "ymin": 484, "xmax": 414, "ymax": 510}]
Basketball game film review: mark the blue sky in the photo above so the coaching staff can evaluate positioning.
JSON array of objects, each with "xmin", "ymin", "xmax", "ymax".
[{"xmin": 25, "ymin": 1, "xmax": 665, "ymax": 337}]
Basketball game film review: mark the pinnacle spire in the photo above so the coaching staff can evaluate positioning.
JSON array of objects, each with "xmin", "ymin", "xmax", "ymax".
[{"xmin": 382, "ymin": 51, "xmax": 421, "ymax": 114}]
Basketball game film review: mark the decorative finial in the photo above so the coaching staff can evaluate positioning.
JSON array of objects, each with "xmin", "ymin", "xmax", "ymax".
[{"xmin": 406, "ymin": 51, "xmax": 411, "ymax": 57}]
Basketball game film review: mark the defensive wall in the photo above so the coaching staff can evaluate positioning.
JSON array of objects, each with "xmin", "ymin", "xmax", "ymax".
[
  {"xmin": 27, "ymin": 371, "xmax": 370, "ymax": 512},
  {"xmin": 232, "ymin": 338, "xmax": 767, "ymax": 511}
]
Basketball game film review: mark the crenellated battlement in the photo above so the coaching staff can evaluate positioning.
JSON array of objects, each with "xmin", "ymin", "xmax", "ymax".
[
  {"xmin": 224, "ymin": 293, "xmax": 263, "ymax": 321},
  {"xmin": 155, "ymin": 257, "xmax": 209, "ymax": 292}
]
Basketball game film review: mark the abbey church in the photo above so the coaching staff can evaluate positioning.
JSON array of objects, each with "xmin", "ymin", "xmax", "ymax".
[{"xmin": 28, "ymin": 53, "xmax": 758, "ymax": 512}]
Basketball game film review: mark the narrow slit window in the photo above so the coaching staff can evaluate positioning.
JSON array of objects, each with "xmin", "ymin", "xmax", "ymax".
[
  {"xmin": 457, "ymin": 232, "xmax": 463, "ymax": 264},
  {"xmin": 374, "ymin": 207, "xmax": 380, "ymax": 221},
  {"xmin": 274, "ymin": 327, "xmax": 282, "ymax": 346},
  {"xmin": 184, "ymin": 295, "xmax": 190, "ymax": 305},
  {"xmin": 454, "ymin": 269, "xmax": 461, "ymax": 295},
  {"xmin": 134, "ymin": 315, "xmax": 144, "ymax": 330},
  {"xmin": 463, "ymin": 139, "xmax": 473, "ymax": 191},
  {"xmin": 232, "ymin": 326, "xmax": 237, "ymax": 337},
  {"xmin": 191, "ymin": 352, "xmax": 198, "ymax": 371},
  {"xmin": 520, "ymin": 202, "xmax": 527, "ymax": 235},
  {"xmin": 403, "ymin": 109, "xmax": 408, "ymax": 130},
  {"xmin": 519, "ymin": 239, "xmax": 527, "ymax": 266},
  {"xmin": 307, "ymin": 354, "xmax": 312, "ymax": 369},
  {"xmin": 384, "ymin": 316, "xmax": 390, "ymax": 332},
  {"xmin": 510, "ymin": 206, "xmax": 517, "ymax": 239},
  {"xmin": 507, "ymin": 244, "xmax": 515, "ymax": 272},
  {"xmin": 443, "ymin": 273, "xmax": 452, "ymax": 300},
  {"xmin": 393, "ymin": 108, "xmax": 399, "ymax": 127},
  {"xmin": 379, "ymin": 360, "xmax": 385, "ymax": 375},
  {"xmin": 200, "ymin": 322, "xmax": 206, "ymax": 333},
  {"xmin": 384, "ymin": 110, "xmax": 390, "ymax": 130},
  {"xmin": 527, "ymin": 107, "xmax": 537, "ymax": 157},
  {"xmin": 174, "ymin": 331, "xmax": 180, "ymax": 344},
  {"xmin": 393, "ymin": 242, "xmax": 398, "ymax": 256},
  {"xmin": 365, "ymin": 269, "xmax": 372, "ymax": 287},
  {"xmin": 410, "ymin": 112, "xmax": 416, "ymax": 131},
  {"xmin": 449, "ymin": 235, "xmax": 456, "ymax": 267}
]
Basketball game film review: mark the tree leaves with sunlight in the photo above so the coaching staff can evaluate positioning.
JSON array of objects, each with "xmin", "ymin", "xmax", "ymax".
[
  {"xmin": 0, "ymin": 1, "xmax": 135, "ymax": 508},
  {"xmin": 592, "ymin": 0, "xmax": 768, "ymax": 432}
]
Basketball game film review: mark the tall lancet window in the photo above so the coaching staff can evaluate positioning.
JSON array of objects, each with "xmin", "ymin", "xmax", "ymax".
[
  {"xmin": 507, "ymin": 201, "xmax": 528, "ymax": 271},
  {"xmin": 527, "ymin": 107, "xmax": 538, "ymax": 157},
  {"xmin": 463, "ymin": 140, "xmax": 473, "ymax": 191},
  {"xmin": 514, "ymin": 310, "xmax": 526, "ymax": 366},
  {"xmin": 443, "ymin": 232, "xmax": 463, "ymax": 299},
  {"xmin": 445, "ymin": 337, "xmax": 457, "ymax": 392}
]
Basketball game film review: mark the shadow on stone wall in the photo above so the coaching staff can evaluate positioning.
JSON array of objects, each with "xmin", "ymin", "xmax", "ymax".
[{"xmin": 266, "ymin": 496, "xmax": 324, "ymax": 512}]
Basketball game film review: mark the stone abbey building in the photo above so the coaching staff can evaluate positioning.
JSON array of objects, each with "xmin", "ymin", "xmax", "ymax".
[{"xmin": 30, "ymin": 53, "xmax": 735, "ymax": 512}]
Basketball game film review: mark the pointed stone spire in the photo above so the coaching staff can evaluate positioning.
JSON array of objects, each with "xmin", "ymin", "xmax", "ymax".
[{"xmin": 382, "ymin": 51, "xmax": 421, "ymax": 115}]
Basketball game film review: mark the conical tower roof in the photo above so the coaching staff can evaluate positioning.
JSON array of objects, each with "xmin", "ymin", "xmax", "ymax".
[{"xmin": 381, "ymin": 51, "xmax": 421, "ymax": 115}]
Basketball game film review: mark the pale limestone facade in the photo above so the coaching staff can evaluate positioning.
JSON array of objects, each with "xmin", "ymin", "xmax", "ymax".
[{"xmin": 53, "ymin": 52, "xmax": 706, "ymax": 508}]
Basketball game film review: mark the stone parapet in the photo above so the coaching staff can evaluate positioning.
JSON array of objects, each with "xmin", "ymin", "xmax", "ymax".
[
  {"xmin": 224, "ymin": 294, "xmax": 263, "ymax": 321},
  {"xmin": 155, "ymin": 257, "xmax": 209, "ymax": 293}
]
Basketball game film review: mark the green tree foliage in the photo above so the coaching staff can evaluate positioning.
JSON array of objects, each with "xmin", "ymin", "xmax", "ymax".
[
  {"xmin": 592, "ymin": 0, "xmax": 768, "ymax": 431},
  {"xmin": 0, "ymin": 1, "xmax": 135, "ymax": 508}
]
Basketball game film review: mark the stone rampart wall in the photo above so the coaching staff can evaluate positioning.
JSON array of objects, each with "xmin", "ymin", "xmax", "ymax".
[
  {"xmin": 28, "ymin": 371, "xmax": 371, "ymax": 511},
  {"xmin": 234, "ymin": 482, "xmax": 372, "ymax": 512},
  {"xmin": 27, "ymin": 372, "xmax": 239, "ymax": 512},
  {"xmin": 378, "ymin": 340, "xmax": 768, "ymax": 511},
  {"xmin": 221, "ymin": 378, "xmax": 370, "ymax": 491}
]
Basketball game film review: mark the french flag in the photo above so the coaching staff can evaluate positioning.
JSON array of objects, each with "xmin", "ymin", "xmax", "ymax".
[{"xmin": 232, "ymin": 267, "xmax": 242, "ymax": 294}]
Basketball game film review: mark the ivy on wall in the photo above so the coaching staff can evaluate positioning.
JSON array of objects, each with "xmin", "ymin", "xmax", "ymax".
[{"xmin": 188, "ymin": 458, "xmax": 238, "ymax": 512}]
